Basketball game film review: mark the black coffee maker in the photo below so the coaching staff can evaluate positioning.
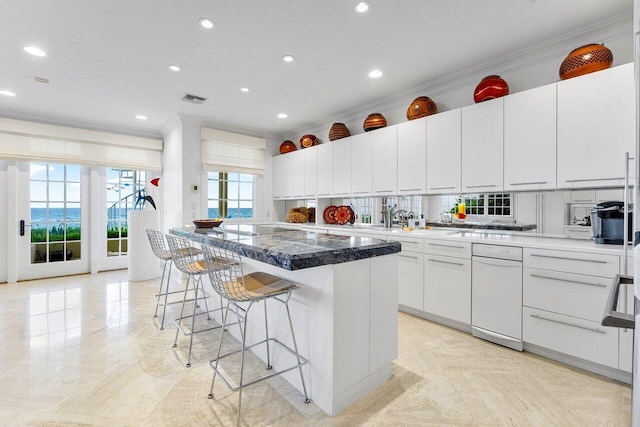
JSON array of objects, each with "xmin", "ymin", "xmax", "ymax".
[{"xmin": 590, "ymin": 201, "xmax": 633, "ymax": 244}]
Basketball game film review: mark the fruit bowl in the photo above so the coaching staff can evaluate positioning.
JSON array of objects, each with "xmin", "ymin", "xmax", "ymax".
[{"xmin": 193, "ymin": 219, "xmax": 223, "ymax": 228}]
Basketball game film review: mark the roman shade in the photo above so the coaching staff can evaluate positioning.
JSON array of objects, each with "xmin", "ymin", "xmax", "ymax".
[
  {"xmin": 201, "ymin": 127, "xmax": 266, "ymax": 175},
  {"xmin": 0, "ymin": 117, "xmax": 162, "ymax": 170}
]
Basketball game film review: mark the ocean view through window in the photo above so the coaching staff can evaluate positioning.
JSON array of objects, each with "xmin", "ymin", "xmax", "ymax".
[{"xmin": 207, "ymin": 172, "xmax": 254, "ymax": 219}]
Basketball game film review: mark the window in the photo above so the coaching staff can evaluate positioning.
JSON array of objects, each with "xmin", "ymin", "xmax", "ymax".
[
  {"xmin": 106, "ymin": 168, "xmax": 147, "ymax": 257},
  {"xmin": 30, "ymin": 163, "xmax": 82, "ymax": 264},
  {"xmin": 441, "ymin": 193, "xmax": 512, "ymax": 217},
  {"xmin": 207, "ymin": 172, "xmax": 254, "ymax": 219}
]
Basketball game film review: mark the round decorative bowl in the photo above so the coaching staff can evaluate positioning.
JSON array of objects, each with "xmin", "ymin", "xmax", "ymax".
[
  {"xmin": 329, "ymin": 123, "xmax": 351, "ymax": 141},
  {"xmin": 559, "ymin": 43, "xmax": 613, "ymax": 80},
  {"xmin": 406, "ymin": 96, "xmax": 438, "ymax": 120},
  {"xmin": 193, "ymin": 219, "xmax": 223, "ymax": 228},
  {"xmin": 474, "ymin": 75, "xmax": 509, "ymax": 103},
  {"xmin": 300, "ymin": 134, "xmax": 319, "ymax": 148},
  {"xmin": 279, "ymin": 140, "xmax": 297, "ymax": 154},
  {"xmin": 363, "ymin": 113, "xmax": 387, "ymax": 132}
]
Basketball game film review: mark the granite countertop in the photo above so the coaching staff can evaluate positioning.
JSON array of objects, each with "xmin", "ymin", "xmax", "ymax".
[
  {"xmin": 169, "ymin": 225, "xmax": 401, "ymax": 271},
  {"xmin": 424, "ymin": 220, "xmax": 537, "ymax": 232}
]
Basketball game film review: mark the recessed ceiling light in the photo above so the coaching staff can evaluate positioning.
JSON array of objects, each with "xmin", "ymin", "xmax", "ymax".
[
  {"xmin": 199, "ymin": 18, "xmax": 215, "ymax": 29},
  {"xmin": 136, "ymin": 115, "xmax": 147, "ymax": 120},
  {"xmin": 240, "ymin": 87, "xmax": 250, "ymax": 93},
  {"xmin": 277, "ymin": 113, "xmax": 288, "ymax": 119},
  {"xmin": 24, "ymin": 46, "xmax": 46, "ymax": 57},
  {"xmin": 354, "ymin": 1, "xmax": 371, "ymax": 13},
  {"xmin": 0, "ymin": 90, "xmax": 16, "ymax": 97},
  {"xmin": 282, "ymin": 54, "xmax": 295, "ymax": 63},
  {"xmin": 168, "ymin": 64, "xmax": 181, "ymax": 72},
  {"xmin": 368, "ymin": 69, "xmax": 383, "ymax": 78}
]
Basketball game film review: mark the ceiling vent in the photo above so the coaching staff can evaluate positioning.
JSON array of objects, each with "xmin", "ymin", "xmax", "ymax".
[
  {"xmin": 34, "ymin": 76, "xmax": 49, "ymax": 84},
  {"xmin": 182, "ymin": 93, "xmax": 207, "ymax": 104}
]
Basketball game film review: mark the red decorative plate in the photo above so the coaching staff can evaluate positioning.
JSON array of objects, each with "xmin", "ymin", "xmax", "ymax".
[
  {"xmin": 335, "ymin": 205, "xmax": 353, "ymax": 225},
  {"xmin": 323, "ymin": 205, "xmax": 338, "ymax": 224}
]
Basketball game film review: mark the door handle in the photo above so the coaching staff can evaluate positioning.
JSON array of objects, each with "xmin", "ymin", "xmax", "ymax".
[{"xmin": 20, "ymin": 219, "xmax": 25, "ymax": 236}]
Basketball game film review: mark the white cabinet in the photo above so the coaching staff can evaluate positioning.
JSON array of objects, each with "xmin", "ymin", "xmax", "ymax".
[
  {"xmin": 569, "ymin": 189, "xmax": 625, "ymax": 204},
  {"xmin": 423, "ymin": 239, "xmax": 471, "ymax": 325},
  {"xmin": 271, "ymin": 154, "xmax": 286, "ymax": 199},
  {"xmin": 397, "ymin": 118, "xmax": 427, "ymax": 194},
  {"xmin": 504, "ymin": 83, "xmax": 556, "ymax": 191},
  {"xmin": 371, "ymin": 126, "xmax": 398, "ymax": 195},
  {"xmin": 426, "ymin": 109, "xmax": 461, "ymax": 194},
  {"xmin": 304, "ymin": 147, "xmax": 317, "ymax": 197},
  {"xmin": 287, "ymin": 149, "xmax": 305, "ymax": 198},
  {"xmin": 332, "ymin": 138, "xmax": 351, "ymax": 197},
  {"xmin": 461, "ymin": 98, "xmax": 504, "ymax": 193},
  {"xmin": 557, "ymin": 63, "xmax": 635, "ymax": 188},
  {"xmin": 316, "ymin": 142, "xmax": 333, "ymax": 197},
  {"xmin": 619, "ymin": 282, "xmax": 633, "ymax": 373},
  {"xmin": 351, "ymin": 132, "xmax": 373, "ymax": 196},
  {"xmin": 389, "ymin": 235, "xmax": 424, "ymax": 311}
]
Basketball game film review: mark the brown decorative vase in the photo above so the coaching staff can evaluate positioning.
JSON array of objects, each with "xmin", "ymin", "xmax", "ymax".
[
  {"xmin": 474, "ymin": 75, "xmax": 509, "ymax": 103},
  {"xmin": 363, "ymin": 113, "xmax": 387, "ymax": 132},
  {"xmin": 279, "ymin": 140, "xmax": 297, "ymax": 154},
  {"xmin": 299, "ymin": 134, "xmax": 319, "ymax": 148},
  {"xmin": 329, "ymin": 123, "xmax": 351, "ymax": 141},
  {"xmin": 559, "ymin": 43, "xmax": 613, "ymax": 80},
  {"xmin": 406, "ymin": 96, "xmax": 438, "ymax": 120}
]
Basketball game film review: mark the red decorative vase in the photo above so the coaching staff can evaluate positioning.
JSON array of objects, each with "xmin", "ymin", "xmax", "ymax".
[
  {"xmin": 406, "ymin": 96, "xmax": 438, "ymax": 120},
  {"xmin": 559, "ymin": 43, "xmax": 613, "ymax": 80},
  {"xmin": 279, "ymin": 140, "xmax": 297, "ymax": 154},
  {"xmin": 473, "ymin": 75, "xmax": 509, "ymax": 103},
  {"xmin": 299, "ymin": 134, "xmax": 318, "ymax": 148},
  {"xmin": 329, "ymin": 123, "xmax": 350, "ymax": 141},
  {"xmin": 363, "ymin": 113, "xmax": 387, "ymax": 132}
]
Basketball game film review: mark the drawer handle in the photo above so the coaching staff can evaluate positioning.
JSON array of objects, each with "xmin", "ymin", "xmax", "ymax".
[
  {"xmin": 565, "ymin": 177, "xmax": 624, "ymax": 183},
  {"xmin": 334, "ymin": 192, "xmax": 349, "ymax": 195},
  {"xmin": 352, "ymin": 191, "xmax": 370, "ymax": 194},
  {"xmin": 529, "ymin": 314, "xmax": 606, "ymax": 334},
  {"xmin": 530, "ymin": 254, "xmax": 607, "ymax": 264},
  {"xmin": 400, "ymin": 240, "xmax": 419, "ymax": 244},
  {"xmin": 465, "ymin": 184, "xmax": 497, "ymax": 189},
  {"xmin": 509, "ymin": 181, "xmax": 548, "ymax": 186},
  {"xmin": 529, "ymin": 273, "xmax": 607, "ymax": 288},
  {"xmin": 427, "ymin": 258, "xmax": 464, "ymax": 267},
  {"xmin": 374, "ymin": 190, "xmax": 393, "ymax": 193},
  {"xmin": 427, "ymin": 243, "xmax": 465, "ymax": 249},
  {"xmin": 567, "ymin": 229, "xmax": 591, "ymax": 233},
  {"xmin": 572, "ymin": 199, "xmax": 594, "ymax": 203},
  {"xmin": 399, "ymin": 188, "xmax": 423, "ymax": 192},
  {"xmin": 429, "ymin": 186, "xmax": 456, "ymax": 190},
  {"xmin": 399, "ymin": 254, "xmax": 419, "ymax": 260}
]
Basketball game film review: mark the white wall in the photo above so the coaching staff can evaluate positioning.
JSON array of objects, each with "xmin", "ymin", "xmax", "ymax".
[
  {"xmin": 160, "ymin": 115, "xmax": 183, "ymax": 232},
  {"xmin": 0, "ymin": 161, "xmax": 6, "ymax": 283}
]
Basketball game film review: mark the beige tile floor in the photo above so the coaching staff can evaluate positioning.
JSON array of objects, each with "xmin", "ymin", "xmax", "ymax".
[{"xmin": 0, "ymin": 269, "xmax": 631, "ymax": 426}]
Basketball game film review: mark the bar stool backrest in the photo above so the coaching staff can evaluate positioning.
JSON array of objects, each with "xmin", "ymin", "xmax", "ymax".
[
  {"xmin": 165, "ymin": 234, "xmax": 204, "ymax": 275},
  {"xmin": 146, "ymin": 229, "xmax": 171, "ymax": 261},
  {"xmin": 202, "ymin": 245, "xmax": 253, "ymax": 302}
]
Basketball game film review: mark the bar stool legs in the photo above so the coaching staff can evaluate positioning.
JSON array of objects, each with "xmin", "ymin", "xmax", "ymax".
[{"xmin": 153, "ymin": 257, "xmax": 172, "ymax": 330}]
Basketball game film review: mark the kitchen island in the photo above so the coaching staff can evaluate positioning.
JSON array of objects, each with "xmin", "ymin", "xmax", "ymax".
[{"xmin": 170, "ymin": 225, "xmax": 401, "ymax": 416}]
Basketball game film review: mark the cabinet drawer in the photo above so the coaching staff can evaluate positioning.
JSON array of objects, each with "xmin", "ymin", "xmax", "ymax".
[
  {"xmin": 523, "ymin": 267, "xmax": 611, "ymax": 322},
  {"xmin": 424, "ymin": 239, "xmax": 471, "ymax": 258},
  {"xmin": 523, "ymin": 307, "xmax": 618, "ymax": 369},
  {"xmin": 388, "ymin": 235, "xmax": 424, "ymax": 253},
  {"xmin": 523, "ymin": 248, "xmax": 619, "ymax": 277}
]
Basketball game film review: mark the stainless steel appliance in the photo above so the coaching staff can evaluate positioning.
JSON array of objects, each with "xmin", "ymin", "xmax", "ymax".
[
  {"xmin": 471, "ymin": 243, "xmax": 523, "ymax": 351},
  {"xmin": 591, "ymin": 201, "xmax": 633, "ymax": 244}
]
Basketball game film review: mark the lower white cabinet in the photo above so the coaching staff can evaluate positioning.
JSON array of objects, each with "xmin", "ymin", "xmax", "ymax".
[
  {"xmin": 389, "ymin": 235, "xmax": 424, "ymax": 311},
  {"xmin": 423, "ymin": 254, "xmax": 471, "ymax": 324},
  {"xmin": 619, "ymin": 281, "xmax": 633, "ymax": 373}
]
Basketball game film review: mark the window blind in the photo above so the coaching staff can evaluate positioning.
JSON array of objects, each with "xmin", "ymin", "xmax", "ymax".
[
  {"xmin": 0, "ymin": 118, "xmax": 162, "ymax": 170},
  {"xmin": 201, "ymin": 127, "xmax": 266, "ymax": 175}
]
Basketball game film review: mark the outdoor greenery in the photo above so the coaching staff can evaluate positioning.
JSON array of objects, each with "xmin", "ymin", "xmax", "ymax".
[
  {"xmin": 31, "ymin": 224, "xmax": 81, "ymax": 243},
  {"xmin": 107, "ymin": 223, "xmax": 128, "ymax": 238}
]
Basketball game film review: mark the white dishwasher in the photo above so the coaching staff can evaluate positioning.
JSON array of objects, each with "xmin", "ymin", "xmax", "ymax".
[{"xmin": 471, "ymin": 243, "xmax": 523, "ymax": 351}]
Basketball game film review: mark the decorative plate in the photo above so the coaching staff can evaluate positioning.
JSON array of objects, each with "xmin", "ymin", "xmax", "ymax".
[
  {"xmin": 323, "ymin": 205, "xmax": 338, "ymax": 224},
  {"xmin": 193, "ymin": 219, "xmax": 223, "ymax": 228},
  {"xmin": 335, "ymin": 205, "xmax": 353, "ymax": 225}
]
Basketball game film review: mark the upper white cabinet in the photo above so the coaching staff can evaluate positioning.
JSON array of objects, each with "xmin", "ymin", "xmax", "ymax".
[
  {"xmin": 351, "ymin": 133, "xmax": 373, "ymax": 196},
  {"xmin": 304, "ymin": 147, "xmax": 318, "ymax": 197},
  {"xmin": 426, "ymin": 109, "xmax": 461, "ymax": 194},
  {"xmin": 332, "ymin": 138, "xmax": 352, "ymax": 196},
  {"xmin": 272, "ymin": 150, "xmax": 304, "ymax": 199},
  {"xmin": 271, "ymin": 154, "xmax": 286, "ymax": 199},
  {"xmin": 557, "ymin": 63, "xmax": 635, "ymax": 188},
  {"xmin": 372, "ymin": 126, "xmax": 398, "ymax": 195},
  {"xmin": 504, "ymin": 83, "xmax": 557, "ymax": 191},
  {"xmin": 397, "ymin": 118, "xmax": 427, "ymax": 194},
  {"xmin": 461, "ymin": 98, "xmax": 504, "ymax": 193},
  {"xmin": 316, "ymin": 142, "xmax": 333, "ymax": 197}
]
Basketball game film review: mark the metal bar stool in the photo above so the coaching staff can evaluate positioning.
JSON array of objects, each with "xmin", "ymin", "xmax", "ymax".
[
  {"xmin": 202, "ymin": 244, "xmax": 310, "ymax": 425},
  {"xmin": 165, "ymin": 234, "xmax": 224, "ymax": 367}
]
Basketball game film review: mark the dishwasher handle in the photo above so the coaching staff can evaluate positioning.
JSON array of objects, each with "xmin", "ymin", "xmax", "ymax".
[
  {"xmin": 601, "ymin": 274, "xmax": 635, "ymax": 329},
  {"xmin": 472, "ymin": 256, "xmax": 521, "ymax": 267}
]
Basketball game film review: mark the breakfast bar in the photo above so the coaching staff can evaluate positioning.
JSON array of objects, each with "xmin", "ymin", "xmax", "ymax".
[{"xmin": 170, "ymin": 225, "xmax": 401, "ymax": 416}]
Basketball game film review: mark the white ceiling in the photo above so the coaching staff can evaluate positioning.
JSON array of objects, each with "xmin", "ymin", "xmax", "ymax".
[{"xmin": 0, "ymin": 1, "xmax": 633, "ymax": 139}]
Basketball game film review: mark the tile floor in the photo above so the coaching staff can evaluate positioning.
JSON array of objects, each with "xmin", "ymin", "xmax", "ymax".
[{"xmin": 0, "ymin": 270, "xmax": 631, "ymax": 426}]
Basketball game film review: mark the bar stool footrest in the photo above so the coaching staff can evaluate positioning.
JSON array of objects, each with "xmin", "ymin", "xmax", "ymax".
[{"xmin": 174, "ymin": 307, "xmax": 242, "ymax": 337}]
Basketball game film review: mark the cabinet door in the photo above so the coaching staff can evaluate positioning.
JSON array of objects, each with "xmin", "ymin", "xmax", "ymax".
[
  {"xmin": 333, "ymin": 138, "xmax": 352, "ymax": 196},
  {"xmin": 372, "ymin": 126, "xmax": 398, "ymax": 195},
  {"xmin": 287, "ymin": 149, "xmax": 305, "ymax": 198},
  {"xmin": 504, "ymin": 83, "xmax": 556, "ymax": 190},
  {"xmin": 461, "ymin": 98, "xmax": 504, "ymax": 192},
  {"xmin": 316, "ymin": 143, "xmax": 333, "ymax": 197},
  {"xmin": 619, "ymin": 282, "xmax": 633, "ymax": 373},
  {"xmin": 557, "ymin": 63, "xmax": 635, "ymax": 188},
  {"xmin": 423, "ymin": 254, "xmax": 471, "ymax": 324},
  {"xmin": 397, "ymin": 118, "xmax": 427, "ymax": 194},
  {"xmin": 304, "ymin": 147, "xmax": 317, "ymax": 197},
  {"xmin": 426, "ymin": 109, "xmax": 461, "ymax": 194},
  {"xmin": 351, "ymin": 133, "xmax": 372, "ymax": 196},
  {"xmin": 271, "ymin": 154, "xmax": 286, "ymax": 199},
  {"xmin": 398, "ymin": 250, "xmax": 424, "ymax": 311}
]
